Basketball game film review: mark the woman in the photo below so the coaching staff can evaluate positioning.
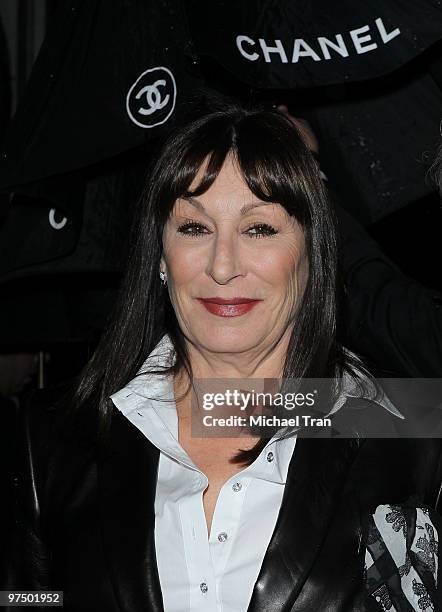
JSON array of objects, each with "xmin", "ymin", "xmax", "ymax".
[{"xmin": 6, "ymin": 101, "xmax": 442, "ymax": 611}]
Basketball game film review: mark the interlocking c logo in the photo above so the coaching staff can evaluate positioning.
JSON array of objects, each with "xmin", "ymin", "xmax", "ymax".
[
  {"xmin": 126, "ymin": 67, "xmax": 176, "ymax": 128},
  {"xmin": 136, "ymin": 80, "xmax": 170, "ymax": 116}
]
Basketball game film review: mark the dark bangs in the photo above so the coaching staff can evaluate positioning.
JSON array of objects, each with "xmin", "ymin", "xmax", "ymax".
[{"xmin": 153, "ymin": 107, "xmax": 327, "ymax": 242}]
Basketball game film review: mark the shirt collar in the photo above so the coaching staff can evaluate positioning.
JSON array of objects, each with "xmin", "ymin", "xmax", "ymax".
[{"xmin": 110, "ymin": 335, "xmax": 298, "ymax": 483}]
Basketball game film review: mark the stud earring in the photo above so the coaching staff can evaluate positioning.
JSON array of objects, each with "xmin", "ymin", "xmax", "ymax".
[{"xmin": 159, "ymin": 270, "xmax": 167, "ymax": 286}]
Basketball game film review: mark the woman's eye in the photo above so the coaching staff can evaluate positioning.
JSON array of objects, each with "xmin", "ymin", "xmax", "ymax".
[
  {"xmin": 245, "ymin": 223, "xmax": 278, "ymax": 238},
  {"xmin": 177, "ymin": 222, "xmax": 210, "ymax": 237}
]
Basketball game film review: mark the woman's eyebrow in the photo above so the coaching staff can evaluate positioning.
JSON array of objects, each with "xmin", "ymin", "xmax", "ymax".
[{"xmin": 182, "ymin": 195, "xmax": 272, "ymax": 216}]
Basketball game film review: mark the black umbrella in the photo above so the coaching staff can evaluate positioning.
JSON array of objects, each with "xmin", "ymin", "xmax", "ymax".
[
  {"xmin": 0, "ymin": 0, "xmax": 203, "ymax": 343},
  {"xmin": 0, "ymin": 146, "xmax": 151, "ymax": 343},
  {"xmin": 187, "ymin": 0, "xmax": 442, "ymax": 223},
  {"xmin": 187, "ymin": 0, "xmax": 442, "ymax": 89},
  {"xmin": 0, "ymin": 151, "xmax": 144, "ymax": 281},
  {"xmin": 0, "ymin": 0, "xmax": 201, "ymax": 205}
]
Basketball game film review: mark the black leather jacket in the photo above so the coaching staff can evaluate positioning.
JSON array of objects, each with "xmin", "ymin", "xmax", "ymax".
[{"xmin": 2, "ymin": 389, "xmax": 442, "ymax": 612}]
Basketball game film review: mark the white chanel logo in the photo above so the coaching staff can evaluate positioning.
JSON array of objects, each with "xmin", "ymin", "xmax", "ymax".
[
  {"xmin": 136, "ymin": 80, "xmax": 170, "ymax": 116},
  {"xmin": 126, "ymin": 66, "xmax": 177, "ymax": 129}
]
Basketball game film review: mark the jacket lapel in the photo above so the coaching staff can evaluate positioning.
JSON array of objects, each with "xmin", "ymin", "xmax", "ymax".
[
  {"xmin": 247, "ymin": 436, "xmax": 363, "ymax": 612},
  {"xmin": 98, "ymin": 405, "xmax": 164, "ymax": 612}
]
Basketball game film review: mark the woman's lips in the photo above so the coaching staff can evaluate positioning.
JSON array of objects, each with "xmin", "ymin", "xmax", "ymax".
[{"xmin": 196, "ymin": 298, "xmax": 262, "ymax": 317}]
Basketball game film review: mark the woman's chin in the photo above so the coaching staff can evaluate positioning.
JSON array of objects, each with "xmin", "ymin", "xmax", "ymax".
[{"xmin": 192, "ymin": 327, "xmax": 262, "ymax": 354}]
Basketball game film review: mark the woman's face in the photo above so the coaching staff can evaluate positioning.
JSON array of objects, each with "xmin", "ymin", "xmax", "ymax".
[{"xmin": 161, "ymin": 155, "xmax": 309, "ymax": 356}]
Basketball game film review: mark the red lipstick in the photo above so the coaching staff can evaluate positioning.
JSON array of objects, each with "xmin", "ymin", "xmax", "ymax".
[{"xmin": 196, "ymin": 297, "xmax": 262, "ymax": 317}]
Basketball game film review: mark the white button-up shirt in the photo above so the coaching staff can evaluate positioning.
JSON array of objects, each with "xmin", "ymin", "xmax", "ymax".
[
  {"xmin": 110, "ymin": 334, "xmax": 404, "ymax": 612},
  {"xmin": 110, "ymin": 335, "xmax": 296, "ymax": 612}
]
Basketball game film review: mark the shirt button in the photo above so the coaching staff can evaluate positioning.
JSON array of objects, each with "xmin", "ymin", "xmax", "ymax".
[
  {"xmin": 266, "ymin": 451, "xmax": 274, "ymax": 462},
  {"xmin": 217, "ymin": 532, "xmax": 228, "ymax": 542},
  {"xmin": 232, "ymin": 482, "xmax": 242, "ymax": 492},
  {"xmin": 200, "ymin": 582, "xmax": 208, "ymax": 593}
]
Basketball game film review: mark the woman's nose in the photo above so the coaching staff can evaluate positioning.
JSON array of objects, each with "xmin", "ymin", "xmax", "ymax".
[{"xmin": 205, "ymin": 233, "xmax": 244, "ymax": 285}]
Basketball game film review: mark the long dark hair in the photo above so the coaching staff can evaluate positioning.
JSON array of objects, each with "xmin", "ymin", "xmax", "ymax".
[{"xmin": 67, "ymin": 99, "xmax": 359, "ymax": 464}]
